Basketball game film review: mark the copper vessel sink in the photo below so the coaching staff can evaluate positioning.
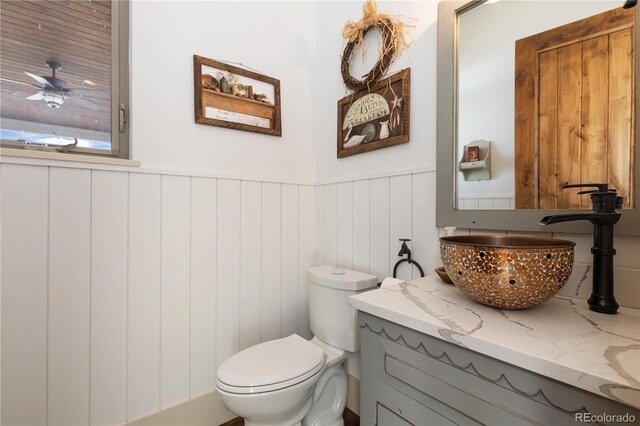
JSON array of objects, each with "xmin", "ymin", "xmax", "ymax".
[{"xmin": 439, "ymin": 235, "xmax": 575, "ymax": 310}]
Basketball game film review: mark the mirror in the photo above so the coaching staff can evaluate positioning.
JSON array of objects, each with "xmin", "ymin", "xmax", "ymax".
[{"xmin": 436, "ymin": 0, "xmax": 640, "ymax": 234}]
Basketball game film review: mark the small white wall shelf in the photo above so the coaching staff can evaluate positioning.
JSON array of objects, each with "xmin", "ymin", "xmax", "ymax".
[{"xmin": 459, "ymin": 140, "xmax": 491, "ymax": 181}]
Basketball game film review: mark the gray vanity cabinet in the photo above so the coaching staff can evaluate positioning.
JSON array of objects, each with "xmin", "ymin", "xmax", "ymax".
[{"xmin": 359, "ymin": 312, "xmax": 639, "ymax": 425}]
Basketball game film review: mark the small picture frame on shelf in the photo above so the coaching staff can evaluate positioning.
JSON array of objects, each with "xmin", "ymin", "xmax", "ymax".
[{"xmin": 467, "ymin": 145, "xmax": 480, "ymax": 162}]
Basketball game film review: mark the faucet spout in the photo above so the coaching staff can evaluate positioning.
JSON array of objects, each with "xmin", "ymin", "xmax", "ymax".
[{"xmin": 539, "ymin": 212, "xmax": 621, "ymax": 226}]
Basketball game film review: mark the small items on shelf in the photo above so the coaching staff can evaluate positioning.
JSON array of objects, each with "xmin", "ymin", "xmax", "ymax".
[{"xmin": 459, "ymin": 140, "xmax": 491, "ymax": 181}]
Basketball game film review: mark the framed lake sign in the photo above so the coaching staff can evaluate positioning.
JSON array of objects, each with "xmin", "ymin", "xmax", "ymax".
[{"xmin": 337, "ymin": 68, "xmax": 410, "ymax": 158}]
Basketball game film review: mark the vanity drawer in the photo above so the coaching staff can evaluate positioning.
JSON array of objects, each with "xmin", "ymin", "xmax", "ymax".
[
  {"xmin": 359, "ymin": 312, "xmax": 639, "ymax": 426},
  {"xmin": 379, "ymin": 342, "xmax": 535, "ymax": 425},
  {"xmin": 371, "ymin": 379, "xmax": 460, "ymax": 426},
  {"xmin": 377, "ymin": 403, "xmax": 412, "ymax": 426}
]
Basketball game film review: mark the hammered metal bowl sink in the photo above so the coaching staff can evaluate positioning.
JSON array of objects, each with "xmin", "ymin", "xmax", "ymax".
[{"xmin": 440, "ymin": 235, "xmax": 575, "ymax": 310}]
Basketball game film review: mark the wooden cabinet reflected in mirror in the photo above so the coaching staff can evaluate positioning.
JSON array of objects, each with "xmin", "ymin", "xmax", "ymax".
[{"xmin": 515, "ymin": 7, "xmax": 635, "ymax": 210}]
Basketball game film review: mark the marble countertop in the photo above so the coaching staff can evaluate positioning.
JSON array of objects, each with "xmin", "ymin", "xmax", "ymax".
[{"xmin": 349, "ymin": 275, "xmax": 640, "ymax": 409}]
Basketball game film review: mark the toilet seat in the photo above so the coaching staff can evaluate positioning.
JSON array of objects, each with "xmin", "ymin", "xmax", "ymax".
[{"xmin": 216, "ymin": 334, "xmax": 326, "ymax": 394}]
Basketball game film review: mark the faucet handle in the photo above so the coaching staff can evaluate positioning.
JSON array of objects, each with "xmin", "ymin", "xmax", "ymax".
[
  {"xmin": 560, "ymin": 183, "xmax": 611, "ymax": 193},
  {"xmin": 616, "ymin": 196, "xmax": 624, "ymax": 209},
  {"xmin": 399, "ymin": 238, "xmax": 411, "ymax": 242}
]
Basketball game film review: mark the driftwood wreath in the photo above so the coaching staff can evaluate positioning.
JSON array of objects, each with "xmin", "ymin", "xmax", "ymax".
[{"xmin": 341, "ymin": 0, "xmax": 413, "ymax": 92}]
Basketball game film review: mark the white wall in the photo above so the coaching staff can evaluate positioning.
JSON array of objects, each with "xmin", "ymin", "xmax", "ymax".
[
  {"xmin": 130, "ymin": 1, "xmax": 316, "ymax": 182},
  {"xmin": 313, "ymin": 0, "xmax": 439, "ymax": 182},
  {"xmin": 457, "ymin": 1, "xmax": 618, "ymax": 199},
  {"xmin": 0, "ymin": 161, "xmax": 315, "ymax": 425}
]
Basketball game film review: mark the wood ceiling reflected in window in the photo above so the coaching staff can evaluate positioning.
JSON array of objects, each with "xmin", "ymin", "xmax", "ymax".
[{"xmin": 0, "ymin": 0, "xmax": 111, "ymax": 133}]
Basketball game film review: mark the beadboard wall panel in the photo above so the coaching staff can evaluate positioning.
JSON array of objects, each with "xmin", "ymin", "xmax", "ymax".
[
  {"xmin": 128, "ymin": 173, "xmax": 162, "ymax": 421},
  {"xmin": 370, "ymin": 177, "xmax": 391, "ymax": 281},
  {"xmin": 412, "ymin": 172, "xmax": 439, "ymax": 280},
  {"xmin": 48, "ymin": 167, "xmax": 91, "ymax": 426},
  {"xmin": 323, "ymin": 184, "xmax": 338, "ymax": 267},
  {"xmin": 389, "ymin": 175, "xmax": 413, "ymax": 281},
  {"xmin": 261, "ymin": 182, "xmax": 282, "ymax": 343},
  {"xmin": 315, "ymin": 186, "xmax": 324, "ymax": 266},
  {"xmin": 1, "ymin": 164, "xmax": 49, "ymax": 426},
  {"xmin": 240, "ymin": 181, "xmax": 263, "ymax": 351},
  {"xmin": 315, "ymin": 172, "xmax": 440, "ymax": 380},
  {"xmin": 298, "ymin": 185, "xmax": 315, "ymax": 339},
  {"xmin": 160, "ymin": 175, "xmax": 192, "ymax": 408},
  {"xmin": 316, "ymin": 172, "xmax": 440, "ymax": 282},
  {"xmin": 189, "ymin": 177, "xmax": 217, "ymax": 397},
  {"xmin": 216, "ymin": 179, "xmax": 241, "ymax": 371},
  {"xmin": 337, "ymin": 182, "xmax": 354, "ymax": 270},
  {"xmin": 352, "ymin": 179, "xmax": 371, "ymax": 274},
  {"xmin": 90, "ymin": 170, "xmax": 128, "ymax": 426},
  {"xmin": 0, "ymin": 163, "xmax": 316, "ymax": 425},
  {"xmin": 281, "ymin": 184, "xmax": 300, "ymax": 338}
]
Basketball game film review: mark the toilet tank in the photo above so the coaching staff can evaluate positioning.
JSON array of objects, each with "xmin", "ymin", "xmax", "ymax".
[{"xmin": 307, "ymin": 266, "xmax": 378, "ymax": 352}]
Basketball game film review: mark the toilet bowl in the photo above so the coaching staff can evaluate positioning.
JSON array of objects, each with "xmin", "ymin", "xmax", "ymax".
[{"xmin": 215, "ymin": 266, "xmax": 378, "ymax": 426}]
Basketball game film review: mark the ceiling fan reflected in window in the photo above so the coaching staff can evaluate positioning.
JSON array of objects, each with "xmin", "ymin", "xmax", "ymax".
[{"xmin": 1, "ymin": 61, "xmax": 109, "ymax": 110}]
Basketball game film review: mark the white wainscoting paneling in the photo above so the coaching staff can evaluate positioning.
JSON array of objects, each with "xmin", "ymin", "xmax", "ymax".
[
  {"xmin": 323, "ymin": 184, "xmax": 338, "ymax": 267},
  {"xmin": 240, "ymin": 181, "xmax": 263, "ymax": 350},
  {"xmin": 352, "ymin": 179, "xmax": 371, "ymax": 274},
  {"xmin": 412, "ymin": 172, "xmax": 439, "ymax": 280},
  {"xmin": 389, "ymin": 175, "xmax": 413, "ymax": 281},
  {"xmin": 48, "ymin": 167, "xmax": 91, "ymax": 426},
  {"xmin": 315, "ymin": 172, "xmax": 440, "ymax": 380},
  {"xmin": 128, "ymin": 173, "xmax": 162, "ymax": 421},
  {"xmin": 281, "ymin": 184, "xmax": 300, "ymax": 338},
  {"xmin": 1, "ymin": 164, "xmax": 49, "ymax": 426},
  {"xmin": 91, "ymin": 170, "xmax": 128, "ymax": 426},
  {"xmin": 216, "ymin": 180, "xmax": 241, "ymax": 371},
  {"xmin": 316, "ymin": 173, "xmax": 439, "ymax": 282},
  {"xmin": 261, "ymin": 182, "xmax": 282, "ymax": 343},
  {"xmin": 369, "ymin": 177, "xmax": 391, "ymax": 281},
  {"xmin": 337, "ymin": 182, "xmax": 353, "ymax": 270},
  {"xmin": 189, "ymin": 177, "xmax": 217, "ymax": 397},
  {"xmin": 1, "ymin": 163, "xmax": 316, "ymax": 425},
  {"xmin": 160, "ymin": 175, "xmax": 191, "ymax": 408},
  {"xmin": 297, "ymin": 186, "xmax": 315, "ymax": 339}
]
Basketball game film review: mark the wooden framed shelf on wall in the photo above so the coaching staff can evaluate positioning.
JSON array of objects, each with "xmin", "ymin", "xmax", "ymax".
[
  {"xmin": 202, "ymin": 89, "xmax": 276, "ymax": 122},
  {"xmin": 194, "ymin": 55, "xmax": 282, "ymax": 136}
]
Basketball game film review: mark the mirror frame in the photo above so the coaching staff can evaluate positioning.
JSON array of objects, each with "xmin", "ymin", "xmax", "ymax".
[{"xmin": 436, "ymin": 0, "xmax": 640, "ymax": 235}]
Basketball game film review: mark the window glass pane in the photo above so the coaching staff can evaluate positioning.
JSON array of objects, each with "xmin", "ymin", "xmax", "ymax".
[{"xmin": 0, "ymin": 0, "xmax": 112, "ymax": 151}]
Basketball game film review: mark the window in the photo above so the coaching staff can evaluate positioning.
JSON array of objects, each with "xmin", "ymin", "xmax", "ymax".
[{"xmin": 0, "ymin": 0, "xmax": 129, "ymax": 158}]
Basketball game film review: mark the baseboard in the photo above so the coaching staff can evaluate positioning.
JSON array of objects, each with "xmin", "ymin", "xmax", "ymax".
[
  {"xmin": 346, "ymin": 374, "xmax": 360, "ymax": 416},
  {"xmin": 220, "ymin": 408, "xmax": 359, "ymax": 426},
  {"xmin": 126, "ymin": 376, "xmax": 360, "ymax": 426},
  {"xmin": 126, "ymin": 391, "xmax": 235, "ymax": 426}
]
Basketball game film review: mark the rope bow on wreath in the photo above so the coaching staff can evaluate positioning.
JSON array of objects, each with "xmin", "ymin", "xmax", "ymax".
[{"xmin": 341, "ymin": 0, "xmax": 414, "ymax": 92}]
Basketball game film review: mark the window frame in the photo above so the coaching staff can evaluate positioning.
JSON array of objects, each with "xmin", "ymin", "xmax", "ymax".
[{"xmin": 0, "ymin": 0, "xmax": 130, "ymax": 159}]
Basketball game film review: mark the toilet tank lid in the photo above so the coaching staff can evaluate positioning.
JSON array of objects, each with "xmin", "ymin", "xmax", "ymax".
[{"xmin": 307, "ymin": 266, "xmax": 378, "ymax": 291}]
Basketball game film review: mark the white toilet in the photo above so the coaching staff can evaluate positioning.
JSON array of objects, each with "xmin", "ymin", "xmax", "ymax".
[{"xmin": 215, "ymin": 266, "xmax": 378, "ymax": 426}]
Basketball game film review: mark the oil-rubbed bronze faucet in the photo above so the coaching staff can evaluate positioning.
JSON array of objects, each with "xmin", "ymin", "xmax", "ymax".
[{"xmin": 539, "ymin": 184, "xmax": 622, "ymax": 314}]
